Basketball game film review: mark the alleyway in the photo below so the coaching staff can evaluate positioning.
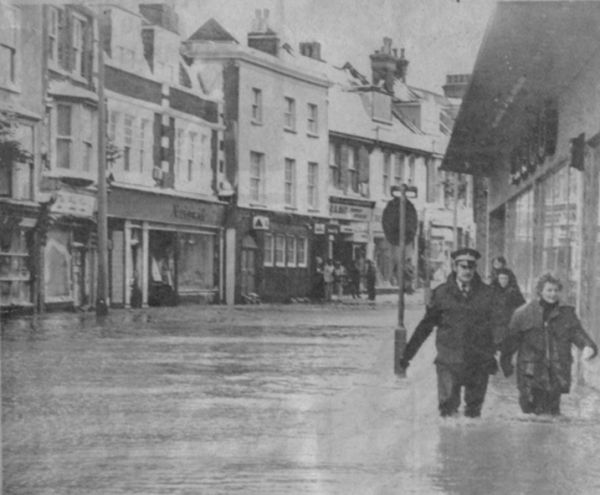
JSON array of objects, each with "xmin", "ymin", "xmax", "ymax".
[{"xmin": 2, "ymin": 295, "xmax": 600, "ymax": 495}]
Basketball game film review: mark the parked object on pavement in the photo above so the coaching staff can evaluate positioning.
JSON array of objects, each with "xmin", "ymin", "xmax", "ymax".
[
  {"xmin": 500, "ymin": 273, "xmax": 598, "ymax": 416},
  {"xmin": 398, "ymin": 248, "xmax": 501, "ymax": 418}
]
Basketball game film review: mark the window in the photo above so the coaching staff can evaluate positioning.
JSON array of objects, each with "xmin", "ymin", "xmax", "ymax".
[
  {"xmin": 284, "ymin": 158, "xmax": 296, "ymax": 206},
  {"xmin": 297, "ymin": 237, "xmax": 307, "ymax": 267},
  {"xmin": 284, "ymin": 97, "xmax": 296, "ymax": 130},
  {"xmin": 307, "ymin": 103, "xmax": 318, "ymax": 134},
  {"xmin": 47, "ymin": 7, "xmax": 59, "ymax": 63},
  {"xmin": 394, "ymin": 154, "xmax": 404, "ymax": 187},
  {"xmin": 139, "ymin": 119, "xmax": 150, "ymax": 173},
  {"xmin": 123, "ymin": 114, "xmax": 134, "ymax": 172},
  {"xmin": 348, "ymin": 147, "xmax": 359, "ymax": 193},
  {"xmin": 264, "ymin": 233, "xmax": 274, "ymax": 266},
  {"xmin": 329, "ymin": 143, "xmax": 341, "ymax": 189},
  {"xmin": 0, "ymin": 4, "xmax": 18, "ymax": 87},
  {"xmin": 250, "ymin": 151, "xmax": 265, "ymax": 202},
  {"xmin": 287, "ymin": 236, "xmax": 297, "ymax": 267},
  {"xmin": 383, "ymin": 152, "xmax": 391, "ymax": 195},
  {"xmin": 252, "ymin": 88, "xmax": 262, "ymax": 123},
  {"xmin": 275, "ymin": 234, "xmax": 285, "ymax": 267},
  {"xmin": 72, "ymin": 16, "xmax": 86, "ymax": 77},
  {"xmin": 56, "ymin": 105, "xmax": 72, "ymax": 169},
  {"xmin": 188, "ymin": 132, "xmax": 197, "ymax": 182},
  {"xmin": 108, "ymin": 111, "xmax": 119, "ymax": 169},
  {"xmin": 308, "ymin": 162, "xmax": 318, "ymax": 208},
  {"xmin": 82, "ymin": 107, "xmax": 93, "ymax": 172}
]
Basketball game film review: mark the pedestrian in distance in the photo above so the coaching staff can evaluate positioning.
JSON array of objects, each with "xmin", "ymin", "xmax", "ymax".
[
  {"xmin": 348, "ymin": 259, "xmax": 361, "ymax": 299},
  {"xmin": 489, "ymin": 255, "xmax": 519, "ymax": 288},
  {"xmin": 333, "ymin": 260, "xmax": 346, "ymax": 300},
  {"xmin": 323, "ymin": 258, "xmax": 335, "ymax": 302},
  {"xmin": 398, "ymin": 248, "xmax": 501, "ymax": 418},
  {"xmin": 491, "ymin": 267, "xmax": 526, "ymax": 349},
  {"xmin": 312, "ymin": 255, "xmax": 325, "ymax": 301},
  {"xmin": 366, "ymin": 259, "xmax": 377, "ymax": 301},
  {"xmin": 500, "ymin": 273, "xmax": 598, "ymax": 416}
]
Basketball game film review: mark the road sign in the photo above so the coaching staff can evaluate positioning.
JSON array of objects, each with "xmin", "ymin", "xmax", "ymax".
[{"xmin": 382, "ymin": 197, "xmax": 417, "ymax": 246}]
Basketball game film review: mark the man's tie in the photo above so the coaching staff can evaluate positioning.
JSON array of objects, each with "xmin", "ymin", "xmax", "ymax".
[{"xmin": 461, "ymin": 283, "xmax": 469, "ymax": 298}]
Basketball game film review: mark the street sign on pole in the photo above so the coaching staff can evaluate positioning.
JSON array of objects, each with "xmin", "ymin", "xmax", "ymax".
[{"xmin": 382, "ymin": 196, "xmax": 418, "ymax": 246}]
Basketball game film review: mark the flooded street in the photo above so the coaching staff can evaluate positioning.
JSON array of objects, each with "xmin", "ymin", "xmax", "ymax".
[{"xmin": 3, "ymin": 300, "xmax": 600, "ymax": 495}]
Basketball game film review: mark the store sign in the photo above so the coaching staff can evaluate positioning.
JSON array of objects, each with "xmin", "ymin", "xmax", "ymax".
[
  {"xmin": 340, "ymin": 225, "xmax": 354, "ymax": 234},
  {"xmin": 314, "ymin": 223, "xmax": 326, "ymax": 234},
  {"xmin": 252, "ymin": 215, "xmax": 270, "ymax": 230},
  {"xmin": 173, "ymin": 204, "xmax": 206, "ymax": 222},
  {"xmin": 51, "ymin": 190, "xmax": 96, "ymax": 217},
  {"xmin": 329, "ymin": 203, "xmax": 371, "ymax": 221},
  {"xmin": 326, "ymin": 223, "xmax": 340, "ymax": 234}
]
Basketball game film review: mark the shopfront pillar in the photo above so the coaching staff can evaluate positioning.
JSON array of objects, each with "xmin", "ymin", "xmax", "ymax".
[
  {"xmin": 142, "ymin": 221, "xmax": 149, "ymax": 307},
  {"xmin": 124, "ymin": 220, "xmax": 132, "ymax": 308}
]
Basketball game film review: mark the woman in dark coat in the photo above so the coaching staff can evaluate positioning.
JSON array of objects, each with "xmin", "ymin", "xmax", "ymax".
[
  {"xmin": 500, "ymin": 273, "xmax": 598, "ymax": 415},
  {"xmin": 491, "ymin": 267, "xmax": 526, "ymax": 348}
]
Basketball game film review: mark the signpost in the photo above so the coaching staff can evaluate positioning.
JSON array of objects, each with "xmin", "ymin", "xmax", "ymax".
[{"xmin": 383, "ymin": 185, "xmax": 417, "ymax": 377}]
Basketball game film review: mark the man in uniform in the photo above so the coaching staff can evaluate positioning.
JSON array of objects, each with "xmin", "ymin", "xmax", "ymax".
[{"xmin": 398, "ymin": 248, "xmax": 499, "ymax": 418}]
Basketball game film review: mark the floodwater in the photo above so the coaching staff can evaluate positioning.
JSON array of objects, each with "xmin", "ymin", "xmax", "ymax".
[{"xmin": 2, "ymin": 302, "xmax": 600, "ymax": 495}]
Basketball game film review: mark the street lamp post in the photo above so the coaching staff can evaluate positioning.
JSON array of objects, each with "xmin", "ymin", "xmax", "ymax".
[{"xmin": 394, "ymin": 184, "xmax": 407, "ymax": 377}]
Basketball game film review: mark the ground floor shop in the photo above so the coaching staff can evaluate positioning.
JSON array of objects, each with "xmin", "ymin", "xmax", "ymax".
[
  {"xmin": 485, "ymin": 157, "xmax": 600, "ymax": 389},
  {"xmin": 228, "ymin": 208, "xmax": 315, "ymax": 303},
  {"xmin": 107, "ymin": 188, "xmax": 226, "ymax": 307},
  {"xmin": 0, "ymin": 201, "xmax": 38, "ymax": 313}
]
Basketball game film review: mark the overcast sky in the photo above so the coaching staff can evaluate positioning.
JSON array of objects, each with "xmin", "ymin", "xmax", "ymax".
[{"xmin": 176, "ymin": 0, "xmax": 497, "ymax": 93}]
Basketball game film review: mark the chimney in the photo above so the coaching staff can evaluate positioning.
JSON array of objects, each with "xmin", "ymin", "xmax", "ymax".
[
  {"xmin": 299, "ymin": 41, "xmax": 322, "ymax": 60},
  {"xmin": 248, "ymin": 9, "xmax": 280, "ymax": 57},
  {"xmin": 443, "ymin": 74, "xmax": 470, "ymax": 99},
  {"xmin": 396, "ymin": 48, "xmax": 409, "ymax": 83},
  {"xmin": 139, "ymin": 4, "xmax": 180, "ymax": 34},
  {"xmin": 370, "ymin": 37, "xmax": 399, "ymax": 94}
]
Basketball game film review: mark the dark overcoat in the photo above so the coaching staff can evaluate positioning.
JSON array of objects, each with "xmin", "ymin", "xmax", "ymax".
[
  {"xmin": 501, "ymin": 301, "xmax": 597, "ymax": 393},
  {"xmin": 403, "ymin": 273, "xmax": 498, "ymax": 374}
]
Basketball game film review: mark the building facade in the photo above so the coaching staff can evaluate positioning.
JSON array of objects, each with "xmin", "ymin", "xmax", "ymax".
[
  {"xmin": 444, "ymin": 1, "xmax": 600, "ymax": 388},
  {"xmin": 183, "ymin": 13, "xmax": 330, "ymax": 303},
  {"xmin": 97, "ymin": 4, "xmax": 227, "ymax": 307}
]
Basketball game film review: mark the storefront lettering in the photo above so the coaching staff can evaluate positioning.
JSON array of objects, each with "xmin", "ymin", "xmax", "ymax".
[
  {"xmin": 173, "ymin": 204, "xmax": 206, "ymax": 222},
  {"xmin": 329, "ymin": 203, "xmax": 371, "ymax": 221}
]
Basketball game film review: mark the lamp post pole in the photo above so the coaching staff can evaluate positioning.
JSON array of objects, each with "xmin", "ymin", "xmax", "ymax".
[
  {"xmin": 96, "ymin": 22, "xmax": 109, "ymax": 317},
  {"xmin": 394, "ymin": 184, "xmax": 407, "ymax": 376}
]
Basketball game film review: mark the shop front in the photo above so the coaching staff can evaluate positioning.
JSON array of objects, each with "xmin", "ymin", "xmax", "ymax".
[
  {"xmin": 231, "ymin": 208, "xmax": 313, "ymax": 303},
  {"xmin": 108, "ymin": 188, "xmax": 226, "ymax": 307},
  {"xmin": 329, "ymin": 197, "xmax": 372, "ymax": 269}
]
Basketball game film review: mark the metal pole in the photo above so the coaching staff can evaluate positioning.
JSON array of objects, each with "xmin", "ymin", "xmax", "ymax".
[
  {"xmin": 394, "ymin": 185, "xmax": 407, "ymax": 376},
  {"xmin": 96, "ymin": 21, "xmax": 109, "ymax": 317}
]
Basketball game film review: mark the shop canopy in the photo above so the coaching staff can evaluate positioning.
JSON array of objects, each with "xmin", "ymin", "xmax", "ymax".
[{"xmin": 442, "ymin": 0, "xmax": 600, "ymax": 175}]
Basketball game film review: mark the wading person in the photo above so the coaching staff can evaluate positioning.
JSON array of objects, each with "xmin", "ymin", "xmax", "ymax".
[
  {"xmin": 500, "ymin": 273, "xmax": 598, "ymax": 416},
  {"xmin": 491, "ymin": 267, "xmax": 526, "ymax": 348},
  {"xmin": 398, "ymin": 248, "xmax": 499, "ymax": 418}
]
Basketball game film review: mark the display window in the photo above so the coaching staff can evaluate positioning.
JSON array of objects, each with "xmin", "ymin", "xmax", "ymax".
[
  {"xmin": 0, "ymin": 227, "xmax": 31, "ymax": 306},
  {"xmin": 178, "ymin": 232, "xmax": 215, "ymax": 292}
]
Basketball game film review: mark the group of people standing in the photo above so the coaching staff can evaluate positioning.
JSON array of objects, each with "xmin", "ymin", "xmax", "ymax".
[
  {"xmin": 314, "ymin": 257, "xmax": 377, "ymax": 302},
  {"xmin": 398, "ymin": 249, "xmax": 598, "ymax": 418}
]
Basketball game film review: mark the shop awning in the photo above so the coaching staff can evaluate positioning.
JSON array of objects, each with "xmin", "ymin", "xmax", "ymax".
[{"xmin": 443, "ymin": 1, "xmax": 600, "ymax": 174}]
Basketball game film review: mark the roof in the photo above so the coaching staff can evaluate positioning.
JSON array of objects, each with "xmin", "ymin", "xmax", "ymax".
[
  {"xmin": 187, "ymin": 18, "xmax": 238, "ymax": 44},
  {"xmin": 443, "ymin": 1, "xmax": 600, "ymax": 174}
]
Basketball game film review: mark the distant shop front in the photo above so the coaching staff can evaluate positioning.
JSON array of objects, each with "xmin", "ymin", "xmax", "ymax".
[{"xmin": 108, "ymin": 187, "xmax": 226, "ymax": 307}]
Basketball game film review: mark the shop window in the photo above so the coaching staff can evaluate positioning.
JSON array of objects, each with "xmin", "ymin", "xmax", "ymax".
[
  {"xmin": 297, "ymin": 237, "xmax": 307, "ymax": 267},
  {"xmin": 308, "ymin": 162, "xmax": 319, "ymax": 208},
  {"xmin": 286, "ymin": 236, "xmax": 296, "ymax": 267},
  {"xmin": 44, "ymin": 229, "xmax": 72, "ymax": 302},
  {"xmin": 264, "ymin": 233, "xmax": 274, "ymax": 266},
  {"xmin": 506, "ymin": 188, "xmax": 535, "ymax": 298},
  {"xmin": 275, "ymin": 234, "xmax": 285, "ymax": 267},
  {"xmin": 0, "ymin": 228, "xmax": 31, "ymax": 307},
  {"xmin": 540, "ymin": 166, "xmax": 582, "ymax": 304},
  {"xmin": 178, "ymin": 233, "xmax": 215, "ymax": 292}
]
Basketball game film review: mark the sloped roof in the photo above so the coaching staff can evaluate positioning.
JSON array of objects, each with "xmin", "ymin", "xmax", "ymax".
[{"xmin": 187, "ymin": 18, "xmax": 238, "ymax": 43}]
